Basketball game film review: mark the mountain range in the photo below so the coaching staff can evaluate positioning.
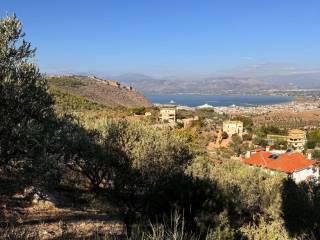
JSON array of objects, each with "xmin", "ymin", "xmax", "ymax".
[
  {"xmin": 98, "ymin": 62, "xmax": 320, "ymax": 94},
  {"xmin": 109, "ymin": 70, "xmax": 320, "ymax": 95},
  {"xmin": 49, "ymin": 63, "xmax": 320, "ymax": 95}
]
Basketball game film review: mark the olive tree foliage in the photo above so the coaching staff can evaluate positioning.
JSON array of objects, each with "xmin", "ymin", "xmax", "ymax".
[
  {"xmin": 120, "ymin": 121, "xmax": 193, "ymax": 185},
  {"xmin": 240, "ymin": 217, "xmax": 291, "ymax": 240},
  {"xmin": 191, "ymin": 158, "xmax": 285, "ymax": 220},
  {"xmin": 62, "ymin": 120, "xmax": 195, "ymax": 232},
  {"xmin": 0, "ymin": 15, "xmax": 55, "ymax": 174},
  {"xmin": 65, "ymin": 119, "xmax": 194, "ymax": 191},
  {"xmin": 186, "ymin": 157, "xmax": 286, "ymax": 237},
  {"xmin": 61, "ymin": 120, "xmax": 128, "ymax": 190}
]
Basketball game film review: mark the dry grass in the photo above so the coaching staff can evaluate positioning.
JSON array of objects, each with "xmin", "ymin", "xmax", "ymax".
[
  {"xmin": 0, "ymin": 212, "xmax": 204, "ymax": 240},
  {"xmin": 253, "ymin": 109, "xmax": 320, "ymax": 128}
]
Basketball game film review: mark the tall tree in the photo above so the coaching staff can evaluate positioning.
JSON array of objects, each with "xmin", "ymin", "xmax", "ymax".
[{"xmin": 0, "ymin": 15, "xmax": 54, "ymax": 173}]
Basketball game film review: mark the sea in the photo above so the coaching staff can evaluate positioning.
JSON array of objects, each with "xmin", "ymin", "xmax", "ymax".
[{"xmin": 146, "ymin": 94, "xmax": 292, "ymax": 107}]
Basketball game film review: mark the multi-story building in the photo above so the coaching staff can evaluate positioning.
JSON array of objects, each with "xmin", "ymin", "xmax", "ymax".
[
  {"xmin": 287, "ymin": 129, "xmax": 307, "ymax": 152},
  {"xmin": 159, "ymin": 106, "xmax": 176, "ymax": 123},
  {"xmin": 223, "ymin": 120, "xmax": 243, "ymax": 137}
]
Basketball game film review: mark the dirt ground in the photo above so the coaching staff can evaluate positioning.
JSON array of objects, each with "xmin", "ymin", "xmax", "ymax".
[{"xmin": 0, "ymin": 176, "xmax": 125, "ymax": 239}]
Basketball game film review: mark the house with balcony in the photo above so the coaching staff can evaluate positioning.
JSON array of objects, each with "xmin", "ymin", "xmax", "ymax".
[{"xmin": 287, "ymin": 129, "xmax": 306, "ymax": 152}]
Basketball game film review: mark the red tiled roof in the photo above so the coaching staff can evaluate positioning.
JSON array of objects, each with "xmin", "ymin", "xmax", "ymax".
[{"xmin": 243, "ymin": 151, "xmax": 315, "ymax": 173}]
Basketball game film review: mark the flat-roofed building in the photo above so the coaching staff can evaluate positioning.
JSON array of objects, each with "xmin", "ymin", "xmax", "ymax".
[
  {"xmin": 287, "ymin": 129, "xmax": 306, "ymax": 152},
  {"xmin": 159, "ymin": 106, "xmax": 176, "ymax": 123},
  {"xmin": 223, "ymin": 120, "xmax": 243, "ymax": 137}
]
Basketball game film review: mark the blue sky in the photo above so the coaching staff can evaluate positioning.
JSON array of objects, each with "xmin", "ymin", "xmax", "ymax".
[{"xmin": 2, "ymin": 0, "xmax": 320, "ymax": 77}]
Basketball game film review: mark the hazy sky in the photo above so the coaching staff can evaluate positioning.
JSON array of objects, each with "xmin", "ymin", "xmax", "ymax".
[{"xmin": 2, "ymin": 0, "xmax": 320, "ymax": 76}]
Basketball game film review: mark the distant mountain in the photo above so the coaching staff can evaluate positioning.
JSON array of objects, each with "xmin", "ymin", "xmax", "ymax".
[
  {"xmin": 106, "ymin": 74, "xmax": 273, "ymax": 94},
  {"xmin": 47, "ymin": 75, "xmax": 152, "ymax": 107},
  {"xmin": 108, "ymin": 71, "xmax": 320, "ymax": 95},
  {"xmin": 259, "ymin": 72, "xmax": 320, "ymax": 89}
]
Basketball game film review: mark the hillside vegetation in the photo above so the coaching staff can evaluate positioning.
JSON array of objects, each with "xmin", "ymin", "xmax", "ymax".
[
  {"xmin": 48, "ymin": 75, "xmax": 152, "ymax": 108},
  {"xmin": 49, "ymin": 87, "xmax": 106, "ymax": 112}
]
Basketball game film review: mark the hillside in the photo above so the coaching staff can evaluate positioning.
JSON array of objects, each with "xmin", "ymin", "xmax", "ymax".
[
  {"xmin": 47, "ymin": 75, "xmax": 152, "ymax": 108},
  {"xmin": 253, "ymin": 108, "xmax": 320, "ymax": 128},
  {"xmin": 49, "ymin": 87, "xmax": 106, "ymax": 112}
]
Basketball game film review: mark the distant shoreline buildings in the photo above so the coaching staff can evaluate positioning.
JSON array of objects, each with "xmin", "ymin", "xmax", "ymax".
[{"xmin": 155, "ymin": 98, "xmax": 320, "ymax": 118}]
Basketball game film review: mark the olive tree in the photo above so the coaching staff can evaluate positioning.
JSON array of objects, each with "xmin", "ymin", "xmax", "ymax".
[
  {"xmin": 65, "ymin": 119, "xmax": 194, "ymax": 191},
  {"xmin": 61, "ymin": 120, "xmax": 129, "ymax": 191},
  {"xmin": 0, "ymin": 15, "xmax": 55, "ymax": 174}
]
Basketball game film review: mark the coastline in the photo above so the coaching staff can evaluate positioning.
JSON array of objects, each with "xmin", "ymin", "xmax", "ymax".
[
  {"xmin": 151, "ymin": 95, "xmax": 320, "ymax": 117},
  {"xmin": 213, "ymin": 99, "xmax": 320, "ymax": 116},
  {"xmin": 147, "ymin": 94, "xmax": 292, "ymax": 108}
]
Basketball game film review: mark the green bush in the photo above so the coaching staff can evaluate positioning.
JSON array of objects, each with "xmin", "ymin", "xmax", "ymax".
[
  {"xmin": 48, "ymin": 76, "xmax": 87, "ymax": 88},
  {"xmin": 50, "ymin": 87, "xmax": 106, "ymax": 112}
]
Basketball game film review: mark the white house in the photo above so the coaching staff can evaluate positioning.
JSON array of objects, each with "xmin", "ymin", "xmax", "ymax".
[
  {"xmin": 159, "ymin": 106, "xmax": 176, "ymax": 123},
  {"xmin": 223, "ymin": 120, "xmax": 243, "ymax": 137}
]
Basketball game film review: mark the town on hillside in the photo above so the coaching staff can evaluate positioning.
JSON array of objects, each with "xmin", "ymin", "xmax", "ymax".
[{"xmin": 133, "ymin": 103, "xmax": 320, "ymax": 184}]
